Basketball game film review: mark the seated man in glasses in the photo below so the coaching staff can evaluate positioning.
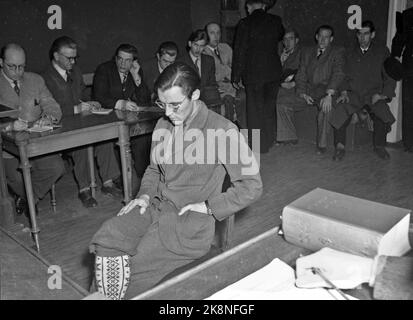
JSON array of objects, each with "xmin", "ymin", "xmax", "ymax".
[
  {"xmin": 0, "ymin": 43, "xmax": 65, "ymax": 216},
  {"xmin": 89, "ymin": 62, "xmax": 263, "ymax": 300},
  {"xmin": 93, "ymin": 44, "xmax": 151, "ymax": 194},
  {"xmin": 42, "ymin": 36, "xmax": 121, "ymax": 207}
]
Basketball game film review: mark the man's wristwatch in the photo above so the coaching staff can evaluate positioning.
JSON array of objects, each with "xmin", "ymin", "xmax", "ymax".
[{"xmin": 205, "ymin": 200, "xmax": 213, "ymax": 216}]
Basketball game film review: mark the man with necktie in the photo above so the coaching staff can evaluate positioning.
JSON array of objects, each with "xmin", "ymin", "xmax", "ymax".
[
  {"xmin": 42, "ymin": 36, "xmax": 122, "ymax": 207},
  {"xmin": 93, "ymin": 44, "xmax": 151, "ymax": 194},
  {"xmin": 203, "ymin": 22, "xmax": 247, "ymax": 128},
  {"xmin": 0, "ymin": 43, "xmax": 65, "ymax": 216},
  {"xmin": 180, "ymin": 29, "xmax": 220, "ymax": 108},
  {"xmin": 333, "ymin": 21, "xmax": 396, "ymax": 160},
  {"xmin": 294, "ymin": 25, "xmax": 345, "ymax": 155}
]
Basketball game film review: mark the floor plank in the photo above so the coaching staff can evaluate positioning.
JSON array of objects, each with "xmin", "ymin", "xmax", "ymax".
[{"xmin": 5, "ymin": 140, "xmax": 413, "ymax": 294}]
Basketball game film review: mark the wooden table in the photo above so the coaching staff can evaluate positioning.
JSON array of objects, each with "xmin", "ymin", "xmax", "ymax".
[
  {"xmin": 0, "ymin": 105, "xmax": 19, "ymax": 227},
  {"xmin": 1, "ymin": 109, "xmax": 163, "ymax": 252}
]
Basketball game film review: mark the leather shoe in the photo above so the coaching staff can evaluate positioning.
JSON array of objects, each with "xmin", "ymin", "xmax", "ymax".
[
  {"xmin": 316, "ymin": 147, "xmax": 327, "ymax": 155},
  {"xmin": 332, "ymin": 148, "xmax": 345, "ymax": 161},
  {"xmin": 78, "ymin": 189, "xmax": 98, "ymax": 208},
  {"xmin": 374, "ymin": 147, "xmax": 390, "ymax": 160},
  {"xmin": 15, "ymin": 196, "xmax": 28, "ymax": 215},
  {"xmin": 101, "ymin": 184, "xmax": 123, "ymax": 198}
]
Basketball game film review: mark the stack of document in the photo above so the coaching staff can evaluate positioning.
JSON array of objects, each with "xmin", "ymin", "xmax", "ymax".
[{"xmin": 207, "ymin": 258, "xmax": 356, "ymax": 300}]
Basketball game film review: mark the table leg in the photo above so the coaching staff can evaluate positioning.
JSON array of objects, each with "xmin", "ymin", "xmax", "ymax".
[
  {"xmin": 87, "ymin": 146, "xmax": 96, "ymax": 199},
  {"xmin": 117, "ymin": 123, "xmax": 132, "ymax": 204},
  {"xmin": 0, "ymin": 135, "xmax": 15, "ymax": 228},
  {"xmin": 18, "ymin": 142, "xmax": 40, "ymax": 252}
]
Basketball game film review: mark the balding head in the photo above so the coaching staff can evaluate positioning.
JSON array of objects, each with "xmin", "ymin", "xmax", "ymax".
[
  {"xmin": 0, "ymin": 43, "xmax": 26, "ymax": 81},
  {"xmin": 205, "ymin": 22, "xmax": 221, "ymax": 48}
]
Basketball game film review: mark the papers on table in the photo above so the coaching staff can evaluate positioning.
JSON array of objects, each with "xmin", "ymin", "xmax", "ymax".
[
  {"xmin": 91, "ymin": 108, "xmax": 113, "ymax": 115},
  {"xmin": 27, "ymin": 126, "xmax": 54, "ymax": 133},
  {"xmin": 206, "ymin": 258, "xmax": 357, "ymax": 300}
]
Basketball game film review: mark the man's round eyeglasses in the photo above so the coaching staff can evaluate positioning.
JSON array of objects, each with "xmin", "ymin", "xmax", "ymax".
[
  {"xmin": 155, "ymin": 97, "xmax": 187, "ymax": 112},
  {"xmin": 5, "ymin": 63, "xmax": 25, "ymax": 72},
  {"xmin": 59, "ymin": 53, "xmax": 78, "ymax": 62}
]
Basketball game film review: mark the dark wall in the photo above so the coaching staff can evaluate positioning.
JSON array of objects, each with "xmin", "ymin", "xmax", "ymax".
[
  {"xmin": 269, "ymin": 0, "xmax": 390, "ymax": 47},
  {"xmin": 190, "ymin": 0, "xmax": 221, "ymax": 31},
  {"xmin": 0, "ymin": 0, "xmax": 192, "ymax": 73}
]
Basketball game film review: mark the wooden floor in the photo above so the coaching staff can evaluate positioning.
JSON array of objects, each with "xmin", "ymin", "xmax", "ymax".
[{"xmin": 5, "ymin": 138, "xmax": 413, "ymax": 297}]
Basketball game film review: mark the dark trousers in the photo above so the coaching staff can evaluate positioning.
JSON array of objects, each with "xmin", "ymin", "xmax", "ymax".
[
  {"xmin": 402, "ymin": 77, "xmax": 413, "ymax": 149},
  {"xmin": 71, "ymin": 141, "xmax": 120, "ymax": 191},
  {"xmin": 130, "ymin": 134, "xmax": 152, "ymax": 178},
  {"xmin": 245, "ymin": 81, "xmax": 279, "ymax": 153},
  {"xmin": 4, "ymin": 154, "xmax": 65, "ymax": 200},
  {"xmin": 334, "ymin": 113, "xmax": 388, "ymax": 148}
]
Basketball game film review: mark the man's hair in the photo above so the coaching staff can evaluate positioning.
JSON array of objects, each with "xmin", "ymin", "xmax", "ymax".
[
  {"xmin": 315, "ymin": 25, "xmax": 335, "ymax": 37},
  {"xmin": 115, "ymin": 43, "xmax": 139, "ymax": 61},
  {"xmin": 157, "ymin": 41, "xmax": 179, "ymax": 57},
  {"xmin": 49, "ymin": 36, "xmax": 77, "ymax": 61},
  {"xmin": 188, "ymin": 29, "xmax": 208, "ymax": 44},
  {"xmin": 154, "ymin": 62, "xmax": 200, "ymax": 99},
  {"xmin": 245, "ymin": 0, "xmax": 265, "ymax": 6},
  {"xmin": 284, "ymin": 29, "xmax": 300, "ymax": 40},
  {"xmin": 359, "ymin": 20, "xmax": 376, "ymax": 33},
  {"xmin": 0, "ymin": 43, "xmax": 25, "ymax": 60},
  {"xmin": 205, "ymin": 22, "xmax": 221, "ymax": 42}
]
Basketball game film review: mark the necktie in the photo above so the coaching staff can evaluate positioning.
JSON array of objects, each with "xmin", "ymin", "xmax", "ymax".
[
  {"xmin": 214, "ymin": 48, "xmax": 223, "ymax": 64},
  {"xmin": 13, "ymin": 80, "xmax": 20, "ymax": 96},
  {"xmin": 195, "ymin": 58, "xmax": 200, "ymax": 75},
  {"xmin": 122, "ymin": 73, "xmax": 127, "ymax": 92},
  {"xmin": 66, "ymin": 71, "xmax": 73, "ymax": 83},
  {"xmin": 317, "ymin": 49, "xmax": 324, "ymax": 59},
  {"xmin": 362, "ymin": 49, "xmax": 368, "ymax": 55}
]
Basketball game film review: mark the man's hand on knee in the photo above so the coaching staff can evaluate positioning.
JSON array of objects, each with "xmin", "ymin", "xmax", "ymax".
[{"xmin": 117, "ymin": 195, "xmax": 150, "ymax": 216}]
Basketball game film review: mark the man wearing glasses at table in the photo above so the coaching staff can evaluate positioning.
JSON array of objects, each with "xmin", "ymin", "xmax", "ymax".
[
  {"xmin": 0, "ymin": 43, "xmax": 65, "ymax": 216},
  {"xmin": 43, "ymin": 36, "xmax": 122, "ymax": 207},
  {"xmin": 93, "ymin": 44, "xmax": 151, "ymax": 195}
]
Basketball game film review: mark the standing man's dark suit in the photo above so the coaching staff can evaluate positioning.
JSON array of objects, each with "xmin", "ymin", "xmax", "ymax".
[
  {"xmin": 232, "ymin": 8, "xmax": 284, "ymax": 153},
  {"xmin": 180, "ymin": 52, "xmax": 220, "ymax": 106},
  {"xmin": 93, "ymin": 59, "xmax": 151, "ymax": 191},
  {"xmin": 391, "ymin": 7, "xmax": 413, "ymax": 152}
]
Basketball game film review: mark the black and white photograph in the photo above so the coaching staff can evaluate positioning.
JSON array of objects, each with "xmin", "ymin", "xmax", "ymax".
[{"xmin": 0, "ymin": 0, "xmax": 412, "ymax": 307}]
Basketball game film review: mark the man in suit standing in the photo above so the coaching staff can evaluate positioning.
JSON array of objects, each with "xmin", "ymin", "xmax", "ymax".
[
  {"xmin": 141, "ymin": 41, "xmax": 179, "ymax": 98},
  {"xmin": 0, "ymin": 43, "xmax": 65, "ymax": 214},
  {"xmin": 89, "ymin": 62, "xmax": 262, "ymax": 300},
  {"xmin": 232, "ymin": 0, "xmax": 285, "ymax": 153},
  {"xmin": 295, "ymin": 25, "xmax": 345, "ymax": 156},
  {"xmin": 42, "ymin": 36, "xmax": 122, "ymax": 207},
  {"xmin": 180, "ymin": 30, "xmax": 221, "ymax": 109},
  {"xmin": 276, "ymin": 29, "xmax": 303, "ymax": 145},
  {"xmin": 333, "ymin": 21, "xmax": 396, "ymax": 160},
  {"xmin": 93, "ymin": 44, "xmax": 151, "ymax": 193},
  {"xmin": 204, "ymin": 22, "xmax": 246, "ymax": 128},
  {"xmin": 391, "ymin": 3, "xmax": 413, "ymax": 153}
]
